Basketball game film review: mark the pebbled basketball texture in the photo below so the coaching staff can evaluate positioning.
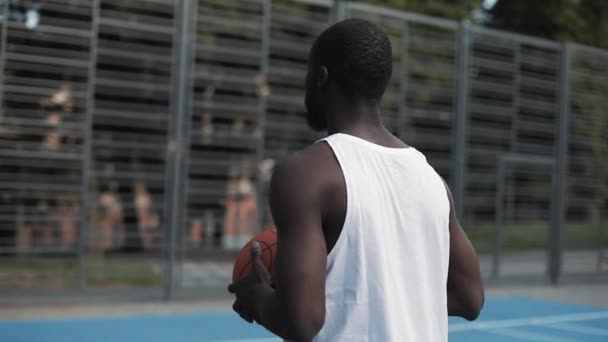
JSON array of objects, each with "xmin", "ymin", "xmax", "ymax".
[{"xmin": 232, "ymin": 229, "xmax": 278, "ymax": 285}]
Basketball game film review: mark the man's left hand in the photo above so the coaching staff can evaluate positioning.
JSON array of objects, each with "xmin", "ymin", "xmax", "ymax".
[{"xmin": 227, "ymin": 241, "xmax": 274, "ymax": 323}]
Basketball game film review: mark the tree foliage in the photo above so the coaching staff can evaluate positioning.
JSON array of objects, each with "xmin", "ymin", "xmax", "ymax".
[
  {"xmin": 353, "ymin": 0, "xmax": 480, "ymax": 20},
  {"xmin": 356, "ymin": 0, "xmax": 608, "ymax": 49},
  {"xmin": 488, "ymin": 0, "xmax": 608, "ymax": 49}
]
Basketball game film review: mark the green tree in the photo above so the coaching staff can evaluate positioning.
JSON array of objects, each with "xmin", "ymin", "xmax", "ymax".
[
  {"xmin": 354, "ymin": 0, "xmax": 480, "ymax": 20},
  {"xmin": 487, "ymin": 0, "xmax": 608, "ymax": 49},
  {"xmin": 355, "ymin": 0, "xmax": 608, "ymax": 49}
]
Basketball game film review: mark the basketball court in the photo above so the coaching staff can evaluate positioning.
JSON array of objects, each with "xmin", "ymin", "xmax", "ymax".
[{"xmin": 2, "ymin": 295, "xmax": 608, "ymax": 341}]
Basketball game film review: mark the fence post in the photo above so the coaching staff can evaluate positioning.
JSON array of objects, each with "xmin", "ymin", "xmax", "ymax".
[
  {"xmin": 453, "ymin": 20, "xmax": 471, "ymax": 219},
  {"xmin": 77, "ymin": 0, "xmax": 100, "ymax": 289},
  {"xmin": 493, "ymin": 159, "xmax": 505, "ymax": 278},
  {"xmin": 333, "ymin": 0, "xmax": 346, "ymax": 22},
  {"xmin": 0, "ymin": 0, "xmax": 10, "ymax": 260},
  {"xmin": 0, "ymin": 0, "xmax": 8, "ymax": 117},
  {"xmin": 505, "ymin": 44, "xmax": 521, "ymax": 222},
  {"xmin": 549, "ymin": 42, "xmax": 571, "ymax": 284},
  {"xmin": 397, "ymin": 22, "xmax": 409, "ymax": 140},
  {"xmin": 164, "ymin": 0, "xmax": 195, "ymax": 301},
  {"xmin": 254, "ymin": 0, "xmax": 271, "ymax": 233}
]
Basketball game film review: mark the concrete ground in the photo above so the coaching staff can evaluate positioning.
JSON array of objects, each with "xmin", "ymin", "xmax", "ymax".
[{"xmin": 487, "ymin": 282, "xmax": 608, "ymax": 308}]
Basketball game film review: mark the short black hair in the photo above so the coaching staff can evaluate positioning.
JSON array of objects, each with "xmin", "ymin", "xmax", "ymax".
[{"xmin": 310, "ymin": 18, "xmax": 392, "ymax": 101}]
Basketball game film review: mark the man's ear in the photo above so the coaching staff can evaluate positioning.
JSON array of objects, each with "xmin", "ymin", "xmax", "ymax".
[{"xmin": 318, "ymin": 66, "xmax": 328, "ymax": 88}]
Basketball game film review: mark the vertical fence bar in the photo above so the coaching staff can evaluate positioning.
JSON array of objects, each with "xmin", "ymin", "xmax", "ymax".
[
  {"xmin": 397, "ymin": 22, "xmax": 409, "ymax": 140},
  {"xmin": 510, "ymin": 44, "xmax": 521, "ymax": 152},
  {"xmin": 77, "ymin": 0, "xmax": 100, "ymax": 289},
  {"xmin": 599, "ymin": 205, "xmax": 606, "ymax": 273},
  {"xmin": 164, "ymin": 0, "xmax": 195, "ymax": 301},
  {"xmin": 255, "ymin": 0, "xmax": 271, "ymax": 233},
  {"xmin": 506, "ymin": 44, "xmax": 521, "ymax": 222},
  {"xmin": 598, "ymin": 49, "xmax": 608, "ymax": 274},
  {"xmin": 177, "ymin": 0, "xmax": 198, "ymax": 278},
  {"xmin": 0, "ymin": 1, "xmax": 9, "ymax": 252},
  {"xmin": 493, "ymin": 159, "xmax": 505, "ymax": 278},
  {"xmin": 549, "ymin": 42, "xmax": 571, "ymax": 284},
  {"xmin": 453, "ymin": 20, "xmax": 471, "ymax": 219},
  {"xmin": 0, "ymin": 0, "xmax": 8, "ymax": 117},
  {"xmin": 333, "ymin": 0, "xmax": 346, "ymax": 22}
]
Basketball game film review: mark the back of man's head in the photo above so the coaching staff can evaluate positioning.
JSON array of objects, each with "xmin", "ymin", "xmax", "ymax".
[{"xmin": 310, "ymin": 18, "xmax": 393, "ymax": 102}]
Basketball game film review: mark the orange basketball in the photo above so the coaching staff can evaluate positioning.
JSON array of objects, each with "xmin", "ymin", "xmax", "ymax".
[{"xmin": 232, "ymin": 229, "xmax": 278, "ymax": 285}]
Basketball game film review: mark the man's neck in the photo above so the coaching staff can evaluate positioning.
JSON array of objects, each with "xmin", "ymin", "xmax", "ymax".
[{"xmin": 325, "ymin": 101, "xmax": 384, "ymax": 136}]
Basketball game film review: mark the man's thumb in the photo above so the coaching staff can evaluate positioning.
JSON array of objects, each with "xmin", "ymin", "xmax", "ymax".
[
  {"xmin": 250, "ymin": 240, "xmax": 270, "ymax": 280},
  {"xmin": 251, "ymin": 240, "xmax": 261, "ymax": 260}
]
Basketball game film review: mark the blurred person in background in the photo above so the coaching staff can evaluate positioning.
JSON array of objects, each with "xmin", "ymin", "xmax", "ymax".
[
  {"xmin": 258, "ymin": 158, "xmax": 276, "ymax": 231},
  {"xmin": 16, "ymin": 201, "xmax": 32, "ymax": 256},
  {"xmin": 23, "ymin": 199, "xmax": 53, "ymax": 250},
  {"xmin": 40, "ymin": 83, "xmax": 72, "ymax": 152},
  {"xmin": 222, "ymin": 165, "xmax": 239, "ymax": 250},
  {"xmin": 41, "ymin": 83, "xmax": 77, "ymax": 253},
  {"xmin": 119, "ymin": 159, "xmax": 144, "ymax": 253},
  {"xmin": 97, "ymin": 182, "xmax": 123, "ymax": 255},
  {"xmin": 187, "ymin": 218, "xmax": 203, "ymax": 248},
  {"xmin": 204, "ymin": 209, "xmax": 218, "ymax": 247},
  {"xmin": 200, "ymin": 85, "xmax": 215, "ymax": 145},
  {"xmin": 223, "ymin": 162, "xmax": 258, "ymax": 250},
  {"xmin": 21, "ymin": 200, "xmax": 37, "ymax": 249},
  {"xmin": 135, "ymin": 181, "xmax": 158, "ymax": 251},
  {"xmin": 187, "ymin": 209, "xmax": 218, "ymax": 248},
  {"xmin": 56, "ymin": 195, "xmax": 78, "ymax": 253}
]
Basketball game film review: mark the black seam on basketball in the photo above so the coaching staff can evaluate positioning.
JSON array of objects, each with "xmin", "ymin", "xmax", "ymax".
[{"xmin": 236, "ymin": 240, "xmax": 272, "ymax": 281}]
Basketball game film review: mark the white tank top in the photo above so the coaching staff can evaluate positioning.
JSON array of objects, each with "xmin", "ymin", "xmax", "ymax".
[{"xmin": 314, "ymin": 133, "xmax": 450, "ymax": 342}]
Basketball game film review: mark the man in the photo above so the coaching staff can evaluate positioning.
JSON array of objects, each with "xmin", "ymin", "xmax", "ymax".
[{"xmin": 228, "ymin": 18, "xmax": 484, "ymax": 341}]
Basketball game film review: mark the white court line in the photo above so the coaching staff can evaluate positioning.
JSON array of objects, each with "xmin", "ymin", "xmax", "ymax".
[
  {"xmin": 489, "ymin": 328, "xmax": 581, "ymax": 342},
  {"xmin": 450, "ymin": 310, "xmax": 608, "ymax": 332},
  {"xmin": 207, "ymin": 339, "xmax": 280, "ymax": 342},
  {"xmin": 545, "ymin": 322, "xmax": 608, "ymax": 336},
  {"xmin": 217, "ymin": 311, "xmax": 608, "ymax": 341}
]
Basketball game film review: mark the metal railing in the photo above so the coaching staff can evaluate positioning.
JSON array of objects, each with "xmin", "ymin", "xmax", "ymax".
[{"xmin": 0, "ymin": 0, "xmax": 606, "ymax": 299}]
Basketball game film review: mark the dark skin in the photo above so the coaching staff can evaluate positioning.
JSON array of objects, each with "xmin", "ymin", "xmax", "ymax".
[
  {"xmin": 228, "ymin": 47, "xmax": 484, "ymax": 341},
  {"xmin": 444, "ymin": 180, "xmax": 485, "ymax": 320}
]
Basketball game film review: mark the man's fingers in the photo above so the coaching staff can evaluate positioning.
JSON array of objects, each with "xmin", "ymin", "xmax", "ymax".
[
  {"xmin": 251, "ymin": 240, "xmax": 261, "ymax": 260},
  {"xmin": 233, "ymin": 299, "xmax": 254, "ymax": 323},
  {"xmin": 253, "ymin": 256, "xmax": 271, "ymax": 281},
  {"xmin": 253, "ymin": 256, "xmax": 266, "ymax": 274},
  {"xmin": 250, "ymin": 241, "xmax": 271, "ymax": 283},
  {"xmin": 243, "ymin": 313, "xmax": 254, "ymax": 323}
]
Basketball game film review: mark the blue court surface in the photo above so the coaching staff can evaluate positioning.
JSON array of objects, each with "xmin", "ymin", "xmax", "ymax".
[{"xmin": 2, "ymin": 296, "xmax": 608, "ymax": 341}]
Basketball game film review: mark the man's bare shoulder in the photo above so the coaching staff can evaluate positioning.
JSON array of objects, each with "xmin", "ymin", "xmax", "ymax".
[
  {"xmin": 290, "ymin": 142, "xmax": 335, "ymax": 169},
  {"xmin": 271, "ymin": 142, "xmax": 339, "ymax": 194}
]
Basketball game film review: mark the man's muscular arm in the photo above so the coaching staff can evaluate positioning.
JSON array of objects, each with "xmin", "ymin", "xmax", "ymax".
[
  {"xmin": 443, "ymin": 180, "xmax": 484, "ymax": 320},
  {"xmin": 255, "ymin": 154, "xmax": 327, "ymax": 341}
]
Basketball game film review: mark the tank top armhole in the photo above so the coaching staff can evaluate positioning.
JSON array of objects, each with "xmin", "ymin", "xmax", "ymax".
[{"xmin": 317, "ymin": 138, "xmax": 353, "ymax": 264}]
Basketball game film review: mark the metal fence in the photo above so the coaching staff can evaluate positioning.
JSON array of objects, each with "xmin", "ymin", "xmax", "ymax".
[{"xmin": 0, "ymin": 0, "xmax": 606, "ymax": 299}]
